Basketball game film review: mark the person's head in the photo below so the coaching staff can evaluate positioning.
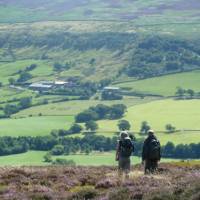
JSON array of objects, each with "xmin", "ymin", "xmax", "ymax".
[
  {"xmin": 148, "ymin": 129, "xmax": 154, "ymax": 136},
  {"xmin": 129, "ymin": 133, "xmax": 135, "ymax": 141},
  {"xmin": 120, "ymin": 131, "xmax": 128, "ymax": 140}
]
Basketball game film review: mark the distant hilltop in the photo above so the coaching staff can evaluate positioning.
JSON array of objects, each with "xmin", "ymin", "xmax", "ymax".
[{"xmin": 0, "ymin": 0, "xmax": 200, "ymax": 23}]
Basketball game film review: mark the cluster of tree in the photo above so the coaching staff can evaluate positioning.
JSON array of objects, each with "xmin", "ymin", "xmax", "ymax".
[
  {"xmin": 140, "ymin": 121, "xmax": 151, "ymax": 135},
  {"xmin": 0, "ymin": 137, "xmax": 29, "ymax": 156},
  {"xmin": 0, "ymin": 134, "xmax": 199, "ymax": 159},
  {"xmin": 3, "ymin": 97, "xmax": 32, "ymax": 116},
  {"xmin": 162, "ymin": 142, "xmax": 200, "ymax": 159},
  {"xmin": 175, "ymin": 87, "xmax": 200, "ymax": 99},
  {"xmin": 8, "ymin": 64, "xmax": 37, "ymax": 85},
  {"xmin": 9, "ymin": 72, "xmax": 33, "ymax": 85},
  {"xmin": 118, "ymin": 120, "xmax": 131, "ymax": 131},
  {"xmin": 165, "ymin": 124, "xmax": 176, "ymax": 133},
  {"xmin": 125, "ymin": 36, "xmax": 200, "ymax": 79},
  {"xmin": 52, "ymin": 123, "xmax": 83, "ymax": 137},
  {"xmin": 75, "ymin": 104, "xmax": 127, "ymax": 123},
  {"xmin": 52, "ymin": 121, "xmax": 99, "ymax": 137},
  {"xmin": 53, "ymin": 62, "xmax": 73, "ymax": 72}
]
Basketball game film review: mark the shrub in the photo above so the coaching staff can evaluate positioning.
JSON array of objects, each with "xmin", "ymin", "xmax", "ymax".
[
  {"xmin": 70, "ymin": 123, "xmax": 83, "ymax": 134},
  {"xmin": 118, "ymin": 120, "xmax": 131, "ymax": 131},
  {"xmin": 70, "ymin": 186, "xmax": 97, "ymax": 200},
  {"xmin": 43, "ymin": 153, "xmax": 52, "ymax": 163},
  {"xmin": 108, "ymin": 187, "xmax": 131, "ymax": 200},
  {"xmin": 52, "ymin": 158, "xmax": 76, "ymax": 166},
  {"xmin": 85, "ymin": 120, "xmax": 98, "ymax": 131},
  {"xmin": 51, "ymin": 145, "xmax": 64, "ymax": 155}
]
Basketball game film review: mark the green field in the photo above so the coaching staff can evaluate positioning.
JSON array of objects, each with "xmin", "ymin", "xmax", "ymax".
[
  {"xmin": 2, "ymin": 97, "xmax": 154, "ymax": 137},
  {"xmin": 0, "ymin": 151, "xmax": 182, "ymax": 166},
  {"xmin": 114, "ymin": 70, "xmax": 200, "ymax": 96},
  {"xmin": 0, "ymin": 60, "xmax": 53, "ymax": 84},
  {"xmin": 97, "ymin": 99, "xmax": 200, "ymax": 144},
  {"xmin": 0, "ymin": 116, "xmax": 73, "ymax": 137},
  {"xmin": 13, "ymin": 97, "xmax": 156, "ymax": 118},
  {"xmin": 4, "ymin": 98, "xmax": 200, "ymax": 145}
]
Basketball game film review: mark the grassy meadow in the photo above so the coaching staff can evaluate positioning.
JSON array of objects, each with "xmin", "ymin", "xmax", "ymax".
[
  {"xmin": 2, "ymin": 98, "xmax": 198, "ymax": 145},
  {"xmin": 114, "ymin": 70, "xmax": 200, "ymax": 96},
  {"xmin": 13, "ymin": 97, "xmax": 156, "ymax": 118},
  {"xmin": 0, "ymin": 116, "xmax": 73, "ymax": 137},
  {"xmin": 0, "ymin": 151, "xmax": 181, "ymax": 167},
  {"xmin": 97, "ymin": 99, "xmax": 200, "ymax": 144},
  {"xmin": 0, "ymin": 60, "xmax": 53, "ymax": 84}
]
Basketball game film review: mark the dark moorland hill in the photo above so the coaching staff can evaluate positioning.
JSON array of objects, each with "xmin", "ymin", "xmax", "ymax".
[
  {"xmin": 0, "ymin": 163, "xmax": 199, "ymax": 199},
  {"xmin": 0, "ymin": 0, "xmax": 200, "ymax": 23}
]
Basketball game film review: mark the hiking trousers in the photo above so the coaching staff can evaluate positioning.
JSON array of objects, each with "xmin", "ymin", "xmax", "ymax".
[
  {"xmin": 145, "ymin": 159, "xmax": 158, "ymax": 174},
  {"xmin": 118, "ymin": 156, "xmax": 131, "ymax": 174}
]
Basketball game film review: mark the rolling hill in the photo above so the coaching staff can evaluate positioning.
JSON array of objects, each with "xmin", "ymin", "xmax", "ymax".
[
  {"xmin": 0, "ymin": 0, "xmax": 199, "ymax": 167},
  {"xmin": 0, "ymin": 0, "xmax": 200, "ymax": 24}
]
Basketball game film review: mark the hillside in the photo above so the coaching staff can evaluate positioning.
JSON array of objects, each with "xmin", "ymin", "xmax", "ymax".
[
  {"xmin": 0, "ymin": 0, "xmax": 200, "ymax": 24},
  {"xmin": 114, "ymin": 70, "xmax": 200, "ymax": 96},
  {"xmin": 0, "ymin": 163, "xmax": 199, "ymax": 199},
  {"xmin": 0, "ymin": 0, "xmax": 200, "ymax": 166}
]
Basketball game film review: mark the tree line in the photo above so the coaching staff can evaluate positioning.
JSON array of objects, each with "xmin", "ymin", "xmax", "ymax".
[{"xmin": 0, "ymin": 135, "xmax": 199, "ymax": 159}]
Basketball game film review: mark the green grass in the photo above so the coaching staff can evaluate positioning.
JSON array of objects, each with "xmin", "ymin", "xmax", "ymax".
[
  {"xmin": 114, "ymin": 70, "xmax": 200, "ymax": 96},
  {"xmin": 0, "ymin": 60, "xmax": 53, "ymax": 84},
  {"xmin": 13, "ymin": 97, "xmax": 155, "ymax": 118},
  {"xmin": 0, "ymin": 87, "xmax": 35, "ymax": 103},
  {"xmin": 0, "ymin": 151, "xmax": 183, "ymax": 166},
  {"xmin": 0, "ymin": 116, "xmax": 73, "ymax": 137},
  {"xmin": 0, "ymin": 151, "xmax": 48, "ymax": 166},
  {"xmin": 97, "ymin": 99, "xmax": 200, "ymax": 144}
]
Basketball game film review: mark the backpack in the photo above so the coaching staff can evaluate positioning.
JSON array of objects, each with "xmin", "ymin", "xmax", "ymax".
[
  {"xmin": 119, "ymin": 137, "xmax": 134, "ymax": 157},
  {"xmin": 148, "ymin": 139, "xmax": 160, "ymax": 160}
]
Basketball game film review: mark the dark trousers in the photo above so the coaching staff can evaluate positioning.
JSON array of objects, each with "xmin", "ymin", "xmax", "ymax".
[
  {"xmin": 145, "ymin": 159, "xmax": 158, "ymax": 174},
  {"xmin": 118, "ymin": 156, "xmax": 131, "ymax": 175}
]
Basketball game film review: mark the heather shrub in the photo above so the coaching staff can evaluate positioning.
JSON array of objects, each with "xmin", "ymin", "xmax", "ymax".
[
  {"xmin": 144, "ymin": 192, "xmax": 176, "ymax": 200},
  {"xmin": 108, "ymin": 187, "xmax": 131, "ymax": 200},
  {"xmin": 95, "ymin": 178, "xmax": 119, "ymax": 189},
  {"xmin": 0, "ymin": 184, "xmax": 8, "ymax": 195},
  {"xmin": 29, "ymin": 193, "xmax": 54, "ymax": 200},
  {"xmin": 69, "ymin": 186, "xmax": 97, "ymax": 200},
  {"xmin": 180, "ymin": 181, "xmax": 200, "ymax": 200}
]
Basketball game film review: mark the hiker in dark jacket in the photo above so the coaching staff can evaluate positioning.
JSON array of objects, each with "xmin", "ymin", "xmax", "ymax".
[
  {"xmin": 116, "ymin": 131, "xmax": 134, "ymax": 177},
  {"xmin": 142, "ymin": 130, "xmax": 161, "ymax": 174}
]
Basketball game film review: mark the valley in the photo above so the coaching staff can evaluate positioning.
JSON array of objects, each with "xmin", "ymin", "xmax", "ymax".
[{"xmin": 0, "ymin": 0, "xmax": 199, "ymax": 167}]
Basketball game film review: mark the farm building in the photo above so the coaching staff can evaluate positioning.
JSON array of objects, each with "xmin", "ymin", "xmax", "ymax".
[
  {"xmin": 29, "ymin": 82, "xmax": 53, "ymax": 91},
  {"xmin": 29, "ymin": 80, "xmax": 75, "ymax": 91},
  {"xmin": 103, "ymin": 86, "xmax": 120, "ymax": 92}
]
